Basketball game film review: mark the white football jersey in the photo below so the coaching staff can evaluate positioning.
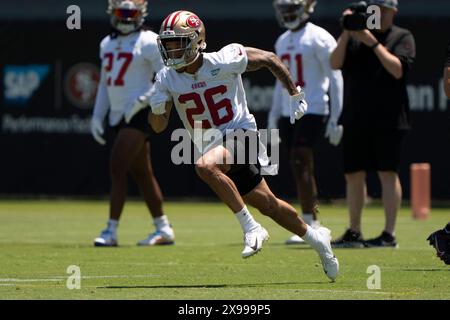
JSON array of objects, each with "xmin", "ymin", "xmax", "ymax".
[
  {"xmin": 270, "ymin": 22, "xmax": 343, "ymax": 122},
  {"xmin": 150, "ymin": 43, "xmax": 257, "ymax": 150},
  {"xmin": 93, "ymin": 30, "xmax": 163, "ymax": 126}
]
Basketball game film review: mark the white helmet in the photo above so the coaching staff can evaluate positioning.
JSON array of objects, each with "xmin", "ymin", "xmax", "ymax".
[
  {"xmin": 158, "ymin": 11, "xmax": 207, "ymax": 70},
  {"xmin": 107, "ymin": 0, "xmax": 148, "ymax": 35},
  {"xmin": 273, "ymin": 0, "xmax": 317, "ymax": 30}
]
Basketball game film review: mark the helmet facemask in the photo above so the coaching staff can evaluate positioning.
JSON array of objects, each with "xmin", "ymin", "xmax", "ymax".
[{"xmin": 108, "ymin": 0, "xmax": 148, "ymax": 35}]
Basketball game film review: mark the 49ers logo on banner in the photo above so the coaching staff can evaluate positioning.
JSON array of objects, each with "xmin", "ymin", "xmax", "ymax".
[
  {"xmin": 64, "ymin": 63, "xmax": 100, "ymax": 110},
  {"xmin": 187, "ymin": 15, "xmax": 201, "ymax": 28}
]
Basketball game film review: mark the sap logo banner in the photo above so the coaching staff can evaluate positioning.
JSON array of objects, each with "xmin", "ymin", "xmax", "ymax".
[{"xmin": 3, "ymin": 65, "xmax": 50, "ymax": 106}]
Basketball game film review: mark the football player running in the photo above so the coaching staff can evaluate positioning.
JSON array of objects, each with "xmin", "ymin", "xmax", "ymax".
[
  {"xmin": 271, "ymin": 0, "xmax": 344, "ymax": 245},
  {"xmin": 91, "ymin": 0, "xmax": 175, "ymax": 247},
  {"xmin": 148, "ymin": 11, "xmax": 339, "ymax": 280}
]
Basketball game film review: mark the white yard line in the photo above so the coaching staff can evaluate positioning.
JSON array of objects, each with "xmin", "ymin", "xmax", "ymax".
[{"xmin": 0, "ymin": 274, "xmax": 160, "ymax": 283}]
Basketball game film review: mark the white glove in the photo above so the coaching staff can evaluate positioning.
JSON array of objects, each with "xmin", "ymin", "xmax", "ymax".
[
  {"xmin": 325, "ymin": 120, "xmax": 343, "ymax": 146},
  {"xmin": 125, "ymin": 95, "xmax": 148, "ymax": 124},
  {"xmin": 91, "ymin": 117, "xmax": 106, "ymax": 146},
  {"xmin": 151, "ymin": 102, "xmax": 166, "ymax": 115},
  {"xmin": 267, "ymin": 116, "xmax": 281, "ymax": 146},
  {"xmin": 289, "ymin": 86, "xmax": 308, "ymax": 124}
]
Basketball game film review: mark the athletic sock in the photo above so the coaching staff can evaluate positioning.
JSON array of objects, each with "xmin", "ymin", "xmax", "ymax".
[
  {"xmin": 301, "ymin": 225, "xmax": 322, "ymax": 251},
  {"xmin": 154, "ymin": 215, "xmax": 170, "ymax": 231},
  {"xmin": 107, "ymin": 219, "xmax": 119, "ymax": 232},
  {"xmin": 235, "ymin": 206, "xmax": 260, "ymax": 233},
  {"xmin": 302, "ymin": 213, "xmax": 313, "ymax": 226}
]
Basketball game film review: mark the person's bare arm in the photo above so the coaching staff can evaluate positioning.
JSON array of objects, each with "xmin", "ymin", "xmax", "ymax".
[
  {"xmin": 245, "ymin": 47, "xmax": 298, "ymax": 95},
  {"xmin": 330, "ymin": 31, "xmax": 350, "ymax": 70},
  {"xmin": 444, "ymin": 66, "xmax": 450, "ymax": 99},
  {"xmin": 330, "ymin": 10, "xmax": 352, "ymax": 70},
  {"xmin": 148, "ymin": 101, "xmax": 173, "ymax": 133},
  {"xmin": 372, "ymin": 42, "xmax": 403, "ymax": 79}
]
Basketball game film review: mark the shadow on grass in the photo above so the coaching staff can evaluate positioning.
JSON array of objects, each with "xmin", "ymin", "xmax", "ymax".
[{"xmin": 97, "ymin": 281, "xmax": 328, "ymax": 289}]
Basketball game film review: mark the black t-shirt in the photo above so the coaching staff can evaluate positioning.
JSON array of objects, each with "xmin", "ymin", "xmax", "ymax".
[{"xmin": 342, "ymin": 25, "xmax": 416, "ymax": 130}]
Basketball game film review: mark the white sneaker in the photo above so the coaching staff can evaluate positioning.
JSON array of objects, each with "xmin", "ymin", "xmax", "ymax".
[
  {"xmin": 285, "ymin": 234, "xmax": 305, "ymax": 245},
  {"xmin": 94, "ymin": 229, "xmax": 118, "ymax": 247},
  {"xmin": 315, "ymin": 227, "xmax": 339, "ymax": 281},
  {"xmin": 241, "ymin": 225, "xmax": 269, "ymax": 259},
  {"xmin": 137, "ymin": 228, "xmax": 175, "ymax": 246}
]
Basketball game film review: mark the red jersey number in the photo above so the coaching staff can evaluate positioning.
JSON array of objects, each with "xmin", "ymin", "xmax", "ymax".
[
  {"xmin": 103, "ymin": 52, "xmax": 133, "ymax": 87},
  {"xmin": 280, "ymin": 53, "xmax": 305, "ymax": 87},
  {"xmin": 178, "ymin": 85, "xmax": 234, "ymax": 129}
]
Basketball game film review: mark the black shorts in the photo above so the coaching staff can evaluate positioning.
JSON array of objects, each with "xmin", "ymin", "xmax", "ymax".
[
  {"xmin": 279, "ymin": 114, "xmax": 327, "ymax": 151},
  {"xmin": 343, "ymin": 127, "xmax": 406, "ymax": 173},
  {"xmin": 210, "ymin": 130, "xmax": 263, "ymax": 196},
  {"xmin": 226, "ymin": 163, "xmax": 262, "ymax": 196},
  {"xmin": 110, "ymin": 108, "xmax": 151, "ymax": 138}
]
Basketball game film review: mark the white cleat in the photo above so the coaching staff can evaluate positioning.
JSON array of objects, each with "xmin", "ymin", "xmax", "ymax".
[
  {"xmin": 137, "ymin": 228, "xmax": 175, "ymax": 246},
  {"xmin": 94, "ymin": 229, "xmax": 118, "ymax": 247},
  {"xmin": 285, "ymin": 234, "xmax": 306, "ymax": 245},
  {"xmin": 241, "ymin": 225, "xmax": 270, "ymax": 259},
  {"xmin": 316, "ymin": 227, "xmax": 339, "ymax": 281}
]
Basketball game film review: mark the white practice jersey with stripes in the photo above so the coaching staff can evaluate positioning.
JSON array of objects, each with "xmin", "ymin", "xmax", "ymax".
[
  {"xmin": 271, "ymin": 22, "xmax": 343, "ymax": 119},
  {"xmin": 150, "ymin": 43, "xmax": 257, "ymax": 149},
  {"xmin": 93, "ymin": 30, "xmax": 163, "ymax": 126}
]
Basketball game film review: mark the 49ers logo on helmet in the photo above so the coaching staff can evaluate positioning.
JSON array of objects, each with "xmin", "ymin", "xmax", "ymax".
[{"xmin": 187, "ymin": 15, "xmax": 201, "ymax": 28}]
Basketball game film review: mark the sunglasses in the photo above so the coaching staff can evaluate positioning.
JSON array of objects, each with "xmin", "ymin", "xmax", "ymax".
[{"xmin": 113, "ymin": 8, "xmax": 141, "ymax": 19}]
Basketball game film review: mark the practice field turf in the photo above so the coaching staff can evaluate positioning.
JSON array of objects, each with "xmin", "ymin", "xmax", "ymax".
[{"xmin": 0, "ymin": 200, "xmax": 448, "ymax": 300}]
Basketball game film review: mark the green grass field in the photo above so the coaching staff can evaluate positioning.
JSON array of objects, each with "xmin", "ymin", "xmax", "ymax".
[{"xmin": 0, "ymin": 200, "xmax": 448, "ymax": 300}]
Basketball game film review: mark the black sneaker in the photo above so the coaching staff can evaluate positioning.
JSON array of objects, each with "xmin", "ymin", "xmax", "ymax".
[
  {"xmin": 331, "ymin": 229, "xmax": 365, "ymax": 248},
  {"xmin": 427, "ymin": 227, "xmax": 450, "ymax": 265},
  {"xmin": 364, "ymin": 231, "xmax": 398, "ymax": 248}
]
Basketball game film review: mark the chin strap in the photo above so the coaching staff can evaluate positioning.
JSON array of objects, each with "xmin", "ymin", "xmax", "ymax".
[{"xmin": 174, "ymin": 52, "xmax": 202, "ymax": 71}]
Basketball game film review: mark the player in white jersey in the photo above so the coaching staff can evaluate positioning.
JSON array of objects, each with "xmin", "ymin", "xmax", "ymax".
[
  {"xmin": 148, "ymin": 10, "xmax": 339, "ymax": 281},
  {"xmin": 91, "ymin": 0, "xmax": 175, "ymax": 247},
  {"xmin": 271, "ymin": 0, "xmax": 344, "ymax": 244}
]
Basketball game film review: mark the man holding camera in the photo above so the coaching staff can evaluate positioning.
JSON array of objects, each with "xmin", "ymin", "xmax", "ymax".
[{"xmin": 330, "ymin": 0, "xmax": 415, "ymax": 248}]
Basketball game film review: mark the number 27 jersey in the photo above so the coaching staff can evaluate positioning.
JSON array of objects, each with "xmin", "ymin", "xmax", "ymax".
[{"xmin": 150, "ymin": 43, "xmax": 257, "ymax": 138}]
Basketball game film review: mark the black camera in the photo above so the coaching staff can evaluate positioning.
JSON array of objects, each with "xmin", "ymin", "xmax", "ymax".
[{"xmin": 341, "ymin": 1, "xmax": 370, "ymax": 31}]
